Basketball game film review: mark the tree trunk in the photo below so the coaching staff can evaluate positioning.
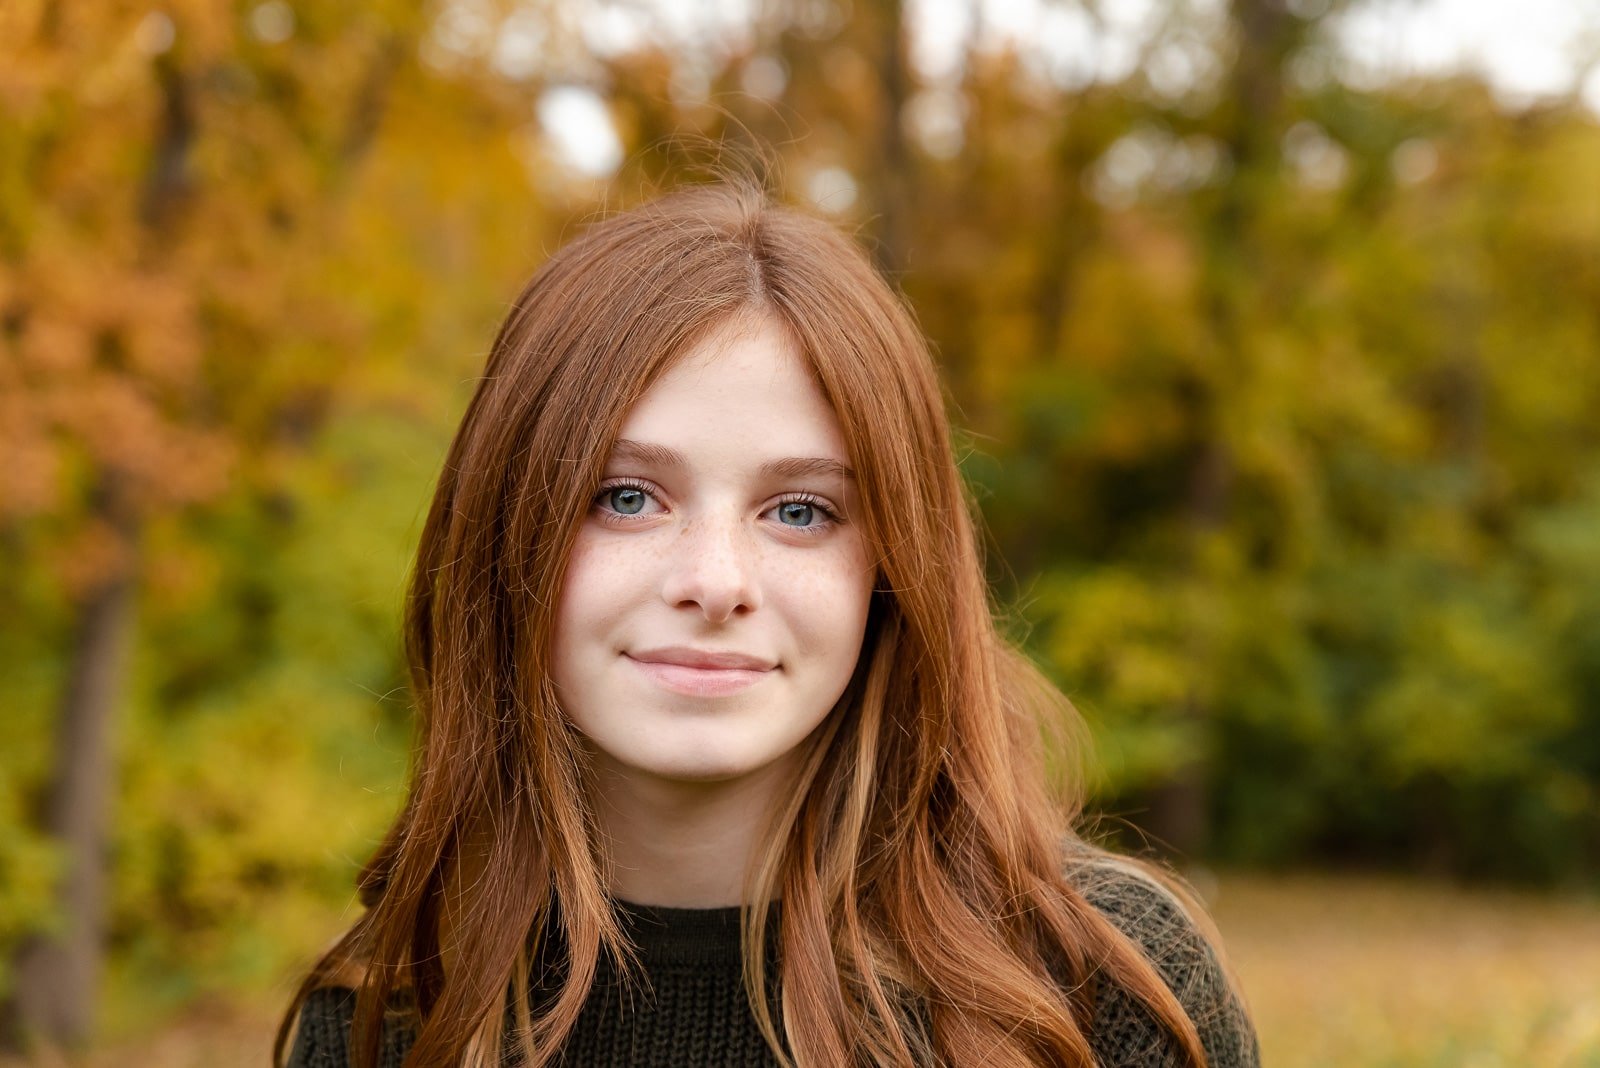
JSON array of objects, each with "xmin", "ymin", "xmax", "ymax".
[
  {"xmin": 866, "ymin": 0, "xmax": 913, "ymax": 279},
  {"xmin": 1143, "ymin": 0, "xmax": 1298, "ymax": 860},
  {"xmin": 1, "ymin": 493, "xmax": 138, "ymax": 1050}
]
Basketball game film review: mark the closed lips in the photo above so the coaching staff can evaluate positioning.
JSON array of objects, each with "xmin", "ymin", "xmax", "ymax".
[
  {"xmin": 625, "ymin": 648, "xmax": 775, "ymax": 698},
  {"xmin": 627, "ymin": 647, "xmax": 776, "ymax": 671}
]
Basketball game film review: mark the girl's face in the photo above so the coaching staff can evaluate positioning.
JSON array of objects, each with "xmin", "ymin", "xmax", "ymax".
[{"xmin": 550, "ymin": 316, "xmax": 875, "ymax": 788}]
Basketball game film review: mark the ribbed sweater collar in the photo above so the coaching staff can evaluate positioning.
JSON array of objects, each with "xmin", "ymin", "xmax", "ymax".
[{"xmin": 611, "ymin": 900, "xmax": 770, "ymax": 969}]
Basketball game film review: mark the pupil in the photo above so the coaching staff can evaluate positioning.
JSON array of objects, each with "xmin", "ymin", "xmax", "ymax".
[
  {"xmin": 780, "ymin": 502, "xmax": 813, "ymax": 526},
  {"xmin": 613, "ymin": 488, "xmax": 645, "ymax": 514}
]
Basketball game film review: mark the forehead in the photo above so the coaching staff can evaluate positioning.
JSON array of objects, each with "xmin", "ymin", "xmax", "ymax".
[{"xmin": 613, "ymin": 317, "xmax": 850, "ymax": 465}]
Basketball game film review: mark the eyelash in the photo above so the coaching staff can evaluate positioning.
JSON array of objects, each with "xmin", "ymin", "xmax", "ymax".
[{"xmin": 591, "ymin": 478, "xmax": 842, "ymax": 536}]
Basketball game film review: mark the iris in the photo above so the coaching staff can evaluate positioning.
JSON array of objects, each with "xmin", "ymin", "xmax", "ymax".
[
  {"xmin": 778, "ymin": 502, "xmax": 814, "ymax": 526},
  {"xmin": 610, "ymin": 487, "xmax": 646, "ymax": 514}
]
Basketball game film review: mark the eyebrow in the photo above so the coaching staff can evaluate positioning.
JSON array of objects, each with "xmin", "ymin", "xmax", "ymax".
[{"xmin": 609, "ymin": 438, "xmax": 857, "ymax": 483}]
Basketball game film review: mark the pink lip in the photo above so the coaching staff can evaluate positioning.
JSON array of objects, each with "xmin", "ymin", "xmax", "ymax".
[
  {"xmin": 629, "ymin": 646, "xmax": 776, "ymax": 671},
  {"xmin": 625, "ymin": 647, "xmax": 776, "ymax": 698}
]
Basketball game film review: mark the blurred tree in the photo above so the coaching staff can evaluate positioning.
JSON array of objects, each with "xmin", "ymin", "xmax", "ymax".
[{"xmin": 0, "ymin": 0, "xmax": 552, "ymax": 1046}]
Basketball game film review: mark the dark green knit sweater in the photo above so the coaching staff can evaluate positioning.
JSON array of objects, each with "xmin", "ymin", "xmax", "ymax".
[{"xmin": 286, "ymin": 863, "xmax": 1258, "ymax": 1067}]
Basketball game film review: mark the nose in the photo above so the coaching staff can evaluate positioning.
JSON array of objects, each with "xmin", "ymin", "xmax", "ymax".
[{"xmin": 659, "ymin": 512, "xmax": 763, "ymax": 622}]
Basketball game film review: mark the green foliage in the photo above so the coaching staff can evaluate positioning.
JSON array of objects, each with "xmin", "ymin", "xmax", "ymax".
[
  {"xmin": 903, "ymin": 63, "xmax": 1600, "ymax": 881},
  {"xmin": 1032, "ymin": 566, "xmax": 1216, "ymax": 796},
  {"xmin": 0, "ymin": 545, "xmax": 69, "ymax": 1001},
  {"xmin": 102, "ymin": 405, "xmax": 448, "ymax": 1009}
]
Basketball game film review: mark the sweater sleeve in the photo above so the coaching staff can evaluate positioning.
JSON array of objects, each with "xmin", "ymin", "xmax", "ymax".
[
  {"xmin": 1068, "ymin": 860, "xmax": 1261, "ymax": 1068},
  {"xmin": 285, "ymin": 986, "xmax": 416, "ymax": 1068}
]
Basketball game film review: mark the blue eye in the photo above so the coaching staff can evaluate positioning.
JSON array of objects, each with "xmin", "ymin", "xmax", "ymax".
[
  {"xmin": 777, "ymin": 502, "xmax": 814, "ymax": 526},
  {"xmin": 608, "ymin": 487, "xmax": 647, "ymax": 515}
]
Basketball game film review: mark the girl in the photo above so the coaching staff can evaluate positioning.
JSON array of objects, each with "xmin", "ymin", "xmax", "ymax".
[{"xmin": 277, "ymin": 182, "xmax": 1258, "ymax": 1067}]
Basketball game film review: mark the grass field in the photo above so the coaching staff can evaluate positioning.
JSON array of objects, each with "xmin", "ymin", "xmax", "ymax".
[
  {"xmin": 1209, "ymin": 872, "xmax": 1600, "ymax": 1067},
  {"xmin": 6, "ymin": 871, "xmax": 1600, "ymax": 1066}
]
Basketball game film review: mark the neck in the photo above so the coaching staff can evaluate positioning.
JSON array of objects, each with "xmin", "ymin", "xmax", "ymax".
[{"xmin": 587, "ymin": 755, "xmax": 798, "ymax": 908}]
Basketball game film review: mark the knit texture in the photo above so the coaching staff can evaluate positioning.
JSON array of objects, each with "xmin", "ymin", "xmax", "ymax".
[{"xmin": 286, "ymin": 862, "xmax": 1258, "ymax": 1067}]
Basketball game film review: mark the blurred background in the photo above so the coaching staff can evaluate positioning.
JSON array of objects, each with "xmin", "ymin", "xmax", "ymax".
[{"xmin": 2, "ymin": 0, "xmax": 1599, "ymax": 1064}]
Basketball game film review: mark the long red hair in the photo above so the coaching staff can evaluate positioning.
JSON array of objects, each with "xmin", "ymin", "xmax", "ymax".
[{"xmin": 275, "ymin": 182, "xmax": 1210, "ymax": 1067}]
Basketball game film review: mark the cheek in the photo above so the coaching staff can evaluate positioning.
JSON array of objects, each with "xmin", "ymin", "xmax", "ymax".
[
  {"xmin": 779, "ymin": 543, "xmax": 874, "ymax": 659},
  {"xmin": 552, "ymin": 534, "xmax": 628, "ymax": 679},
  {"xmin": 557, "ymin": 533, "xmax": 649, "ymax": 629}
]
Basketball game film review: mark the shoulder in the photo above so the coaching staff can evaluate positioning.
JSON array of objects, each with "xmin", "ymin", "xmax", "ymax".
[
  {"xmin": 285, "ymin": 986, "xmax": 416, "ymax": 1068},
  {"xmin": 1064, "ymin": 851, "xmax": 1261, "ymax": 1068}
]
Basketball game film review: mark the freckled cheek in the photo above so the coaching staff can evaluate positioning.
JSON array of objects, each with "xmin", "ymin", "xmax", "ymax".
[
  {"xmin": 558, "ymin": 533, "xmax": 668, "ymax": 631},
  {"xmin": 769, "ymin": 545, "xmax": 875, "ymax": 651}
]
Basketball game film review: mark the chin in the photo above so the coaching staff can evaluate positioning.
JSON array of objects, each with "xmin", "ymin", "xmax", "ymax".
[
  {"xmin": 637, "ymin": 751, "xmax": 769, "ymax": 785},
  {"xmin": 616, "ymin": 729, "xmax": 798, "ymax": 786}
]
